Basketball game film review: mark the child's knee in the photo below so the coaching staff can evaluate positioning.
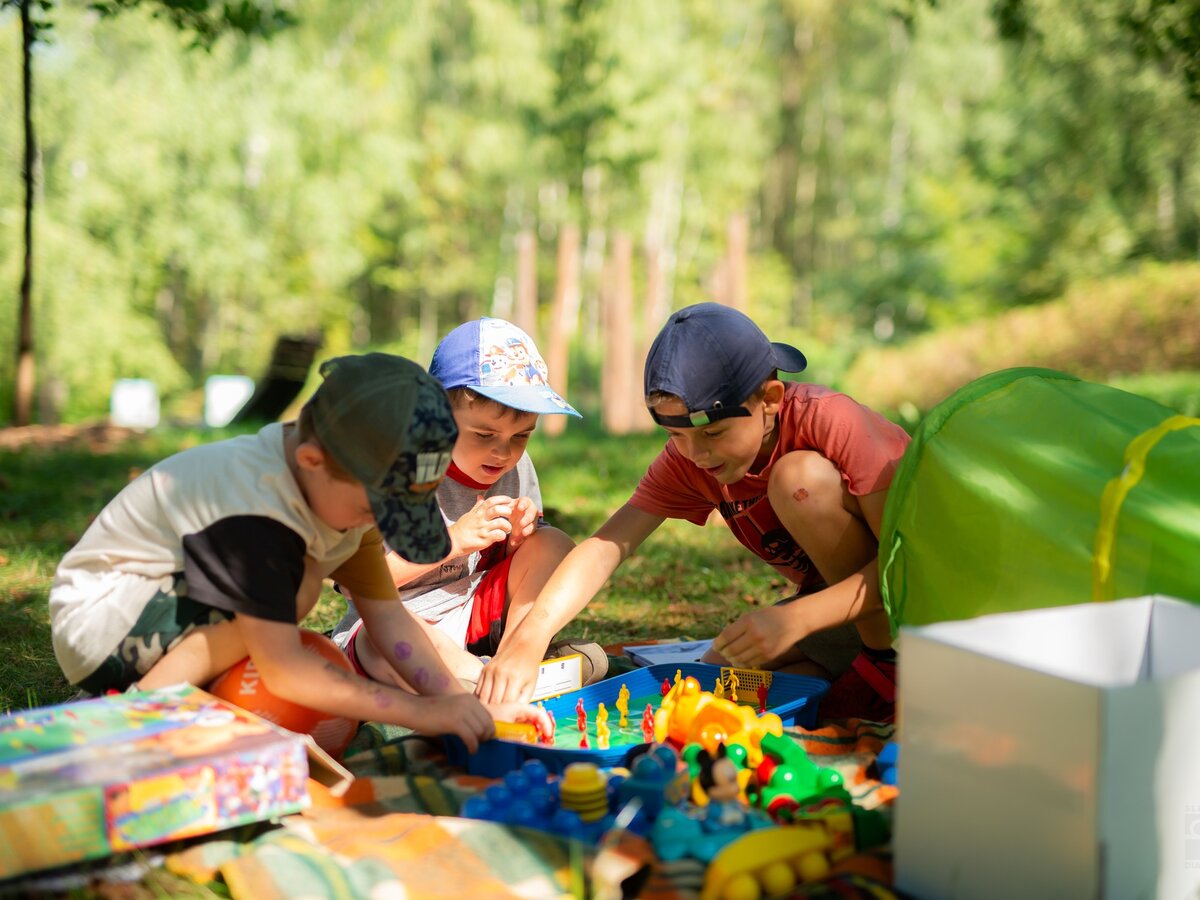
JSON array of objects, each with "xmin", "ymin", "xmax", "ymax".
[
  {"xmin": 767, "ymin": 450, "xmax": 844, "ymax": 511},
  {"xmin": 514, "ymin": 525, "xmax": 575, "ymax": 563}
]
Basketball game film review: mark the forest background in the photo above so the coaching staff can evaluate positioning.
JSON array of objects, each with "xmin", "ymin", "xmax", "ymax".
[{"xmin": 2, "ymin": 0, "xmax": 1199, "ymax": 432}]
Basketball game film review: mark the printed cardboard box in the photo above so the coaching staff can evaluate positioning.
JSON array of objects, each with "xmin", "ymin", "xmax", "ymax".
[
  {"xmin": 0, "ymin": 682, "xmax": 310, "ymax": 880},
  {"xmin": 895, "ymin": 595, "xmax": 1200, "ymax": 900}
]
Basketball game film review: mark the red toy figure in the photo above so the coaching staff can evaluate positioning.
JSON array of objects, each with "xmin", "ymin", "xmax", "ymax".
[
  {"xmin": 757, "ymin": 681, "xmax": 769, "ymax": 714},
  {"xmin": 661, "ymin": 677, "xmax": 672, "ymax": 696},
  {"xmin": 641, "ymin": 703, "xmax": 656, "ymax": 743},
  {"xmin": 576, "ymin": 696, "xmax": 587, "ymax": 733},
  {"xmin": 580, "ymin": 735, "xmax": 590, "ymax": 749}
]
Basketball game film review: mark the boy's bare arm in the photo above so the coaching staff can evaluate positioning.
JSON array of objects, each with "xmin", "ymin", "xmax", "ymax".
[
  {"xmin": 353, "ymin": 594, "xmax": 473, "ymax": 696},
  {"xmin": 476, "ymin": 503, "xmax": 664, "ymax": 704},
  {"xmin": 712, "ymin": 487, "xmax": 891, "ymax": 668},
  {"xmin": 234, "ymin": 614, "xmax": 496, "ymax": 752}
]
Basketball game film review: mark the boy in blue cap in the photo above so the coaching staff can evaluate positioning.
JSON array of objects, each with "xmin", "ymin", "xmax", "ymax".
[
  {"xmin": 51, "ymin": 353, "xmax": 548, "ymax": 750},
  {"xmin": 477, "ymin": 303, "xmax": 910, "ymax": 722},
  {"xmin": 332, "ymin": 319, "xmax": 608, "ymax": 691}
]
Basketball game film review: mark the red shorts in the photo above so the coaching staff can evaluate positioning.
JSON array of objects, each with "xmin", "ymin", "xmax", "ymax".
[{"xmin": 466, "ymin": 554, "xmax": 512, "ymax": 644}]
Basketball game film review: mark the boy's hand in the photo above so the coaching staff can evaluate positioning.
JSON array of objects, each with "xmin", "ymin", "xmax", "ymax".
[
  {"xmin": 712, "ymin": 605, "xmax": 804, "ymax": 670},
  {"xmin": 450, "ymin": 495, "xmax": 516, "ymax": 556},
  {"xmin": 475, "ymin": 641, "xmax": 542, "ymax": 704},
  {"xmin": 412, "ymin": 693, "xmax": 495, "ymax": 753},
  {"xmin": 506, "ymin": 496, "xmax": 539, "ymax": 553},
  {"xmin": 484, "ymin": 699, "xmax": 553, "ymax": 741}
]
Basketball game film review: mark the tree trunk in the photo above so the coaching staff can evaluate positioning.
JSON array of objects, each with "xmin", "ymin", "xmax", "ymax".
[
  {"xmin": 515, "ymin": 229, "xmax": 538, "ymax": 341},
  {"xmin": 14, "ymin": 0, "xmax": 36, "ymax": 426},
  {"xmin": 543, "ymin": 224, "xmax": 580, "ymax": 438},
  {"xmin": 601, "ymin": 232, "xmax": 635, "ymax": 434}
]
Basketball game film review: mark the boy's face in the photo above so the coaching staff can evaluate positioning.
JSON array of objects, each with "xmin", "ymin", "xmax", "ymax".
[
  {"xmin": 655, "ymin": 387, "xmax": 782, "ymax": 485},
  {"xmin": 295, "ymin": 446, "xmax": 376, "ymax": 532},
  {"xmin": 451, "ymin": 399, "xmax": 539, "ymax": 486}
]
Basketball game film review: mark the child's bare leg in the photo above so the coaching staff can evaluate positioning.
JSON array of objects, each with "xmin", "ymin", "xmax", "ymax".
[
  {"xmin": 767, "ymin": 450, "xmax": 892, "ymax": 650},
  {"xmin": 142, "ymin": 554, "xmax": 326, "ymax": 691},
  {"xmin": 501, "ymin": 526, "xmax": 574, "ymax": 635},
  {"xmin": 138, "ymin": 618, "xmax": 248, "ymax": 690}
]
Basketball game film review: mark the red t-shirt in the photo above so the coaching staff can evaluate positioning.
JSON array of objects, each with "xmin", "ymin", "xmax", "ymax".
[{"xmin": 629, "ymin": 382, "xmax": 910, "ymax": 592}]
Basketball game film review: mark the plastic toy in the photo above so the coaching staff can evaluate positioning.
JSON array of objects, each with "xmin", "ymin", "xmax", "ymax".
[
  {"xmin": 654, "ymin": 676, "xmax": 784, "ymax": 766},
  {"xmin": 640, "ymin": 704, "xmax": 656, "ymax": 743},
  {"xmin": 752, "ymin": 731, "xmax": 844, "ymax": 820},
  {"xmin": 756, "ymin": 682, "xmax": 768, "ymax": 714},
  {"xmin": 442, "ymin": 663, "xmax": 828, "ymax": 777},
  {"xmin": 713, "ymin": 678, "xmax": 725, "ymax": 700},
  {"xmin": 494, "ymin": 721, "xmax": 539, "ymax": 744},
  {"xmin": 875, "ymin": 740, "xmax": 899, "ymax": 785},
  {"xmin": 661, "ymin": 678, "xmax": 671, "ymax": 696},
  {"xmin": 559, "ymin": 762, "xmax": 609, "ymax": 822},
  {"xmin": 616, "ymin": 744, "xmax": 687, "ymax": 822},
  {"xmin": 207, "ymin": 629, "xmax": 359, "ymax": 758},
  {"xmin": 575, "ymin": 696, "xmax": 586, "ymax": 732},
  {"xmin": 595, "ymin": 702, "xmax": 611, "ymax": 750},
  {"xmin": 700, "ymin": 825, "xmax": 832, "ymax": 900},
  {"xmin": 723, "ymin": 669, "xmax": 740, "ymax": 702},
  {"xmin": 616, "ymin": 684, "xmax": 630, "ymax": 727}
]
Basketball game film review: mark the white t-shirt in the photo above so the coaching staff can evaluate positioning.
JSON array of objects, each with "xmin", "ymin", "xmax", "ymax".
[
  {"xmin": 50, "ymin": 423, "xmax": 391, "ymax": 684},
  {"xmin": 332, "ymin": 454, "xmax": 543, "ymax": 649}
]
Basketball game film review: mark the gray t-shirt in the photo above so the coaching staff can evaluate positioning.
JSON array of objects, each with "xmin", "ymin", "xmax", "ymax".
[{"xmin": 332, "ymin": 454, "xmax": 543, "ymax": 648}]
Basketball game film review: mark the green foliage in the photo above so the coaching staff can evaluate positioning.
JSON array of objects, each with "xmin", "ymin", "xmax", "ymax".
[
  {"xmin": 2, "ymin": 0, "xmax": 1200, "ymax": 425},
  {"xmin": 843, "ymin": 263, "xmax": 1200, "ymax": 415}
]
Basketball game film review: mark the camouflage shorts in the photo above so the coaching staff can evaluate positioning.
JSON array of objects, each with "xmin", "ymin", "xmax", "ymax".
[{"xmin": 75, "ymin": 573, "xmax": 232, "ymax": 695}]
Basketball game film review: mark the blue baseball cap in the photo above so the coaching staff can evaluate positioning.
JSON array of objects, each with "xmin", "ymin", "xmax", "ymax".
[
  {"xmin": 430, "ymin": 317, "xmax": 581, "ymax": 417},
  {"xmin": 644, "ymin": 303, "xmax": 807, "ymax": 428}
]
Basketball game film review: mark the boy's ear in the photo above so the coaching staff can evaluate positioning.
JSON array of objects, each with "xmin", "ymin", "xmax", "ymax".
[
  {"xmin": 294, "ymin": 440, "xmax": 327, "ymax": 472},
  {"xmin": 761, "ymin": 379, "xmax": 786, "ymax": 413}
]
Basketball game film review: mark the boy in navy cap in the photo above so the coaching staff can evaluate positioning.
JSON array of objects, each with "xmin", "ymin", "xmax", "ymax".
[
  {"xmin": 332, "ymin": 319, "xmax": 608, "ymax": 691},
  {"xmin": 477, "ymin": 303, "xmax": 910, "ymax": 722},
  {"xmin": 51, "ymin": 353, "xmax": 548, "ymax": 750}
]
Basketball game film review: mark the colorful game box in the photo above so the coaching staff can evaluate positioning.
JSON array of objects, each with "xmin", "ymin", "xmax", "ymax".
[
  {"xmin": 0, "ymin": 683, "xmax": 311, "ymax": 881},
  {"xmin": 447, "ymin": 662, "xmax": 829, "ymax": 776}
]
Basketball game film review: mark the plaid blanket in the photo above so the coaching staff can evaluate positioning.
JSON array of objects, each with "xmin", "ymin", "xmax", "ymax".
[{"xmin": 165, "ymin": 717, "xmax": 900, "ymax": 899}]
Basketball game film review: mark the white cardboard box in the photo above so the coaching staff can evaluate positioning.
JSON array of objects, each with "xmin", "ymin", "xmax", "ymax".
[{"xmin": 895, "ymin": 595, "xmax": 1200, "ymax": 900}]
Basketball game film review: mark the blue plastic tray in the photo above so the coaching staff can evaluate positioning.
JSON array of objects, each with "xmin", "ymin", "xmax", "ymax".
[{"xmin": 446, "ymin": 662, "xmax": 829, "ymax": 777}]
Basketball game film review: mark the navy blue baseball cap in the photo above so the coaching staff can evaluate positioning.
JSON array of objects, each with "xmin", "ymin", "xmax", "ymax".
[
  {"xmin": 644, "ymin": 302, "xmax": 807, "ymax": 428},
  {"xmin": 310, "ymin": 353, "xmax": 456, "ymax": 564},
  {"xmin": 430, "ymin": 317, "xmax": 580, "ymax": 417}
]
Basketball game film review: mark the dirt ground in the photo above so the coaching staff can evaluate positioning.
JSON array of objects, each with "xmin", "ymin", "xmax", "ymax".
[{"xmin": 0, "ymin": 422, "xmax": 139, "ymax": 452}]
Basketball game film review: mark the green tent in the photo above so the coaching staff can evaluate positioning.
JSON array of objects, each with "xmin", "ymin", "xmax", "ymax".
[{"xmin": 879, "ymin": 367, "xmax": 1200, "ymax": 633}]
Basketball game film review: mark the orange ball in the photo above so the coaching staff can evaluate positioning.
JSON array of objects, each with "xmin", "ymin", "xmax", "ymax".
[{"xmin": 207, "ymin": 629, "xmax": 360, "ymax": 759}]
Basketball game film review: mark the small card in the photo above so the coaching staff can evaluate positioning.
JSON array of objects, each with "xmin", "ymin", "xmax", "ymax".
[
  {"xmin": 623, "ymin": 639, "xmax": 714, "ymax": 668},
  {"xmin": 531, "ymin": 653, "xmax": 583, "ymax": 701}
]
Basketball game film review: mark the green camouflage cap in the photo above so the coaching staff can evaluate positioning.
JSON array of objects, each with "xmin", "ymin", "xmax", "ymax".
[{"xmin": 310, "ymin": 353, "xmax": 456, "ymax": 563}]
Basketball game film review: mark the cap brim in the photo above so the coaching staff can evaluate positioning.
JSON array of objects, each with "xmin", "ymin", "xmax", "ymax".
[
  {"xmin": 470, "ymin": 385, "xmax": 582, "ymax": 417},
  {"xmin": 370, "ymin": 490, "xmax": 451, "ymax": 564},
  {"xmin": 771, "ymin": 342, "xmax": 807, "ymax": 374}
]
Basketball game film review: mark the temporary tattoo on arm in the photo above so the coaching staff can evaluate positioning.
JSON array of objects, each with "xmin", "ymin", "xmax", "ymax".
[
  {"xmin": 393, "ymin": 641, "xmax": 413, "ymax": 661},
  {"xmin": 413, "ymin": 667, "xmax": 430, "ymax": 690},
  {"xmin": 793, "ymin": 487, "xmax": 810, "ymax": 502},
  {"xmin": 433, "ymin": 673, "xmax": 450, "ymax": 691}
]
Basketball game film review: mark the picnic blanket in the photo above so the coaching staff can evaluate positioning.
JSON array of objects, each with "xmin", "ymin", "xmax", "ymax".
[{"xmin": 164, "ymin": 716, "xmax": 899, "ymax": 899}]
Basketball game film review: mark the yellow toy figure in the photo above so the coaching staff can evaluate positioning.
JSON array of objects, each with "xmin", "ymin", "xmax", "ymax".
[
  {"xmin": 713, "ymin": 677, "xmax": 726, "ymax": 700},
  {"xmin": 674, "ymin": 668, "xmax": 682, "ymax": 686},
  {"xmin": 726, "ymin": 670, "xmax": 740, "ymax": 703},
  {"xmin": 616, "ymin": 683, "xmax": 630, "ymax": 728},
  {"xmin": 595, "ymin": 701, "xmax": 611, "ymax": 749}
]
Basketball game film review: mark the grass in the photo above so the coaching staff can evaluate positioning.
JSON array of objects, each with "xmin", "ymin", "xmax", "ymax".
[{"xmin": 0, "ymin": 418, "xmax": 784, "ymax": 714}]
